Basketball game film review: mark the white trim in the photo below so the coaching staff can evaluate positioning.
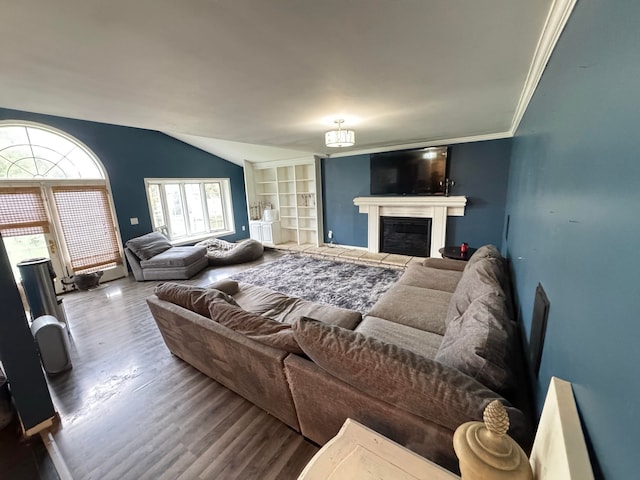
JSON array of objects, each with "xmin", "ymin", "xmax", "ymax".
[
  {"xmin": 322, "ymin": 242, "xmax": 369, "ymax": 251},
  {"xmin": 0, "ymin": 119, "xmax": 107, "ymax": 179},
  {"xmin": 170, "ymin": 230, "xmax": 236, "ymax": 246},
  {"xmin": 325, "ymin": 131, "xmax": 511, "ymax": 159},
  {"xmin": 510, "ymin": 0, "xmax": 578, "ymax": 134},
  {"xmin": 318, "ymin": 1, "xmax": 578, "ymax": 160},
  {"xmin": 40, "ymin": 431, "xmax": 74, "ymax": 480},
  {"xmin": 530, "ymin": 377, "xmax": 595, "ymax": 480},
  {"xmin": 353, "ymin": 196, "xmax": 467, "ymax": 258},
  {"xmin": 353, "ymin": 196, "xmax": 467, "ymax": 209},
  {"xmin": 22, "ymin": 415, "xmax": 57, "ymax": 437},
  {"xmin": 248, "ymin": 155, "xmax": 317, "ymax": 169},
  {"xmin": 325, "ymin": 0, "xmax": 577, "ymax": 159},
  {"xmin": 144, "ymin": 177, "xmax": 236, "ymax": 242}
]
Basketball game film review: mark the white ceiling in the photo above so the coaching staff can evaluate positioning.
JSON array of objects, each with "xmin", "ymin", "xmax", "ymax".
[{"xmin": 0, "ymin": 1, "xmax": 558, "ymax": 165}]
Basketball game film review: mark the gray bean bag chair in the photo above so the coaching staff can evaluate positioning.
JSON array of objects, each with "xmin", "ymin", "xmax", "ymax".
[{"xmin": 195, "ymin": 238, "xmax": 264, "ymax": 266}]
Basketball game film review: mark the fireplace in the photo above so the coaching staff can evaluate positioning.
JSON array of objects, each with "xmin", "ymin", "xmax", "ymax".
[
  {"xmin": 353, "ymin": 196, "xmax": 467, "ymax": 257},
  {"xmin": 380, "ymin": 217, "xmax": 432, "ymax": 257}
]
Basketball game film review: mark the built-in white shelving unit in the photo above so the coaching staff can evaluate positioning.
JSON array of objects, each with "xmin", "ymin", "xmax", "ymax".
[{"xmin": 243, "ymin": 156, "xmax": 323, "ymax": 246}]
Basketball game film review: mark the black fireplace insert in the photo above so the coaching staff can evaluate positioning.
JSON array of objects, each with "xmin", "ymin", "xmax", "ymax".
[{"xmin": 379, "ymin": 216, "xmax": 432, "ymax": 257}]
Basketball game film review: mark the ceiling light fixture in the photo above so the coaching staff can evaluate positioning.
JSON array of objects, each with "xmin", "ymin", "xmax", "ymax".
[{"xmin": 325, "ymin": 119, "xmax": 355, "ymax": 148}]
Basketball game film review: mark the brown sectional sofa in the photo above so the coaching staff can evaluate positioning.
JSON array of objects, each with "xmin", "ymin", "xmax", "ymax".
[{"xmin": 146, "ymin": 245, "xmax": 532, "ymax": 472}]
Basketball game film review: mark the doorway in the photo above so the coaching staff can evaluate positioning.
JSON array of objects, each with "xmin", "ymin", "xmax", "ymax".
[{"xmin": 3, "ymin": 234, "xmax": 65, "ymax": 294}]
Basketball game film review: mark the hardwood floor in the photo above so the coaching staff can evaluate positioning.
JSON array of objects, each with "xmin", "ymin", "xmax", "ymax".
[{"xmin": 46, "ymin": 250, "xmax": 319, "ymax": 480}]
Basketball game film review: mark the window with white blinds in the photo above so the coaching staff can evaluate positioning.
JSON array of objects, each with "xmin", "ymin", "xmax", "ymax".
[
  {"xmin": 52, "ymin": 186, "xmax": 122, "ymax": 273},
  {"xmin": 0, "ymin": 187, "xmax": 50, "ymax": 237}
]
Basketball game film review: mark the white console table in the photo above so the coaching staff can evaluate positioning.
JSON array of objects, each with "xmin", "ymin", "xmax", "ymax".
[{"xmin": 297, "ymin": 419, "xmax": 459, "ymax": 480}]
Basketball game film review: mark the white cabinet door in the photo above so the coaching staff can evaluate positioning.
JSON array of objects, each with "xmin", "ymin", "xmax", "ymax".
[
  {"xmin": 249, "ymin": 222, "xmax": 262, "ymax": 241},
  {"xmin": 261, "ymin": 223, "xmax": 273, "ymax": 243},
  {"xmin": 260, "ymin": 221, "xmax": 281, "ymax": 245}
]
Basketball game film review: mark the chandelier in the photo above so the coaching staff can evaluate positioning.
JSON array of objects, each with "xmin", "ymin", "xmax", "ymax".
[{"xmin": 325, "ymin": 119, "xmax": 355, "ymax": 148}]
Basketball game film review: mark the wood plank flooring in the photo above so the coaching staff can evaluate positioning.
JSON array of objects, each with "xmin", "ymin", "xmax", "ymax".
[{"xmin": 46, "ymin": 250, "xmax": 319, "ymax": 480}]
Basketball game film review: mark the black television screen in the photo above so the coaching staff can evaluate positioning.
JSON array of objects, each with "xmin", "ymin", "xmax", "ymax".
[{"xmin": 370, "ymin": 146, "xmax": 449, "ymax": 195}]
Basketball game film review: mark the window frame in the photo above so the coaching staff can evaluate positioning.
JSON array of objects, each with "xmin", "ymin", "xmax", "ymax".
[
  {"xmin": 0, "ymin": 120, "xmax": 107, "ymax": 180},
  {"xmin": 144, "ymin": 177, "xmax": 235, "ymax": 244},
  {"xmin": 1, "ymin": 179, "xmax": 127, "ymax": 288},
  {"xmin": 0, "ymin": 120, "xmax": 126, "ymax": 289}
]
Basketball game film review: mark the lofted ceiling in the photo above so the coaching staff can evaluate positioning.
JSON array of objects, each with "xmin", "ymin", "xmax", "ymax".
[{"xmin": 0, "ymin": 1, "xmax": 568, "ymax": 165}]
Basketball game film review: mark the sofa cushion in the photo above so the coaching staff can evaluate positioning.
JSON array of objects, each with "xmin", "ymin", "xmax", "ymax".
[
  {"xmin": 436, "ymin": 292, "xmax": 515, "ymax": 394},
  {"xmin": 398, "ymin": 263, "xmax": 462, "ymax": 293},
  {"xmin": 464, "ymin": 244, "xmax": 503, "ymax": 270},
  {"xmin": 126, "ymin": 232, "xmax": 173, "ymax": 260},
  {"xmin": 356, "ymin": 316, "xmax": 442, "ymax": 359},
  {"xmin": 367, "ymin": 284, "xmax": 451, "ymax": 335},
  {"xmin": 422, "ymin": 257, "xmax": 467, "ymax": 271},
  {"xmin": 232, "ymin": 284, "xmax": 294, "ymax": 316},
  {"xmin": 140, "ymin": 246, "xmax": 206, "ymax": 268},
  {"xmin": 292, "ymin": 317, "xmax": 525, "ymax": 433},
  {"xmin": 233, "ymin": 284, "xmax": 362, "ymax": 330},
  {"xmin": 154, "ymin": 282, "xmax": 238, "ymax": 317},
  {"xmin": 205, "ymin": 279, "xmax": 240, "ymax": 296},
  {"xmin": 209, "ymin": 301, "xmax": 303, "ymax": 354},
  {"xmin": 445, "ymin": 256, "xmax": 507, "ymax": 327},
  {"xmin": 267, "ymin": 300, "xmax": 362, "ymax": 330}
]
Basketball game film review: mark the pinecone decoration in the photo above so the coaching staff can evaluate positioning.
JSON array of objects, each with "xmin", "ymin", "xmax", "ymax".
[{"xmin": 483, "ymin": 400, "xmax": 510, "ymax": 436}]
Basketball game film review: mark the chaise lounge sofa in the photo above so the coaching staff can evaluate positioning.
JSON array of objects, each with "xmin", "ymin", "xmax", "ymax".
[
  {"xmin": 124, "ymin": 232, "xmax": 208, "ymax": 281},
  {"xmin": 146, "ymin": 245, "xmax": 532, "ymax": 472}
]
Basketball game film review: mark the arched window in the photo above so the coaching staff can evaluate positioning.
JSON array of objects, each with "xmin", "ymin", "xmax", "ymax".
[
  {"xmin": 0, "ymin": 121, "xmax": 125, "ymax": 291},
  {"xmin": 0, "ymin": 123, "xmax": 104, "ymax": 179}
]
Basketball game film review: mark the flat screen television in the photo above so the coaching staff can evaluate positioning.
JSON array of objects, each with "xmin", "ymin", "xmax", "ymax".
[{"xmin": 370, "ymin": 146, "xmax": 449, "ymax": 195}]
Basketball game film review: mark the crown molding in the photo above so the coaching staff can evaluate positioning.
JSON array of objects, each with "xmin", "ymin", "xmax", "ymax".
[
  {"xmin": 324, "ymin": 130, "xmax": 512, "ymax": 158},
  {"xmin": 510, "ymin": 0, "xmax": 578, "ymax": 135},
  {"xmin": 171, "ymin": 1, "xmax": 576, "ymax": 163}
]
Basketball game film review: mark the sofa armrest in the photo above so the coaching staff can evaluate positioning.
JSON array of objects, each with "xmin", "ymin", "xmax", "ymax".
[
  {"xmin": 422, "ymin": 257, "xmax": 467, "ymax": 272},
  {"xmin": 124, "ymin": 247, "xmax": 144, "ymax": 281},
  {"xmin": 147, "ymin": 296, "xmax": 300, "ymax": 429}
]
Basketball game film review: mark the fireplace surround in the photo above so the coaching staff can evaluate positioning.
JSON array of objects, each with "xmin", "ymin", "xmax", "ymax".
[{"xmin": 353, "ymin": 196, "xmax": 467, "ymax": 257}]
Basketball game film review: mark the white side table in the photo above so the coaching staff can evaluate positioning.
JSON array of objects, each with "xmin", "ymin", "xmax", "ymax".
[{"xmin": 297, "ymin": 418, "xmax": 460, "ymax": 480}]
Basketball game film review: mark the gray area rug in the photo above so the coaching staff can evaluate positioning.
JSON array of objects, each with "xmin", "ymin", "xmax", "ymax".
[{"xmin": 230, "ymin": 254, "xmax": 402, "ymax": 314}]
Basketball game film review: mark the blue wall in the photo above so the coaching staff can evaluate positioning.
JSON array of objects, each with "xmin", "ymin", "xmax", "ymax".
[
  {"xmin": 504, "ymin": 1, "xmax": 640, "ymax": 478},
  {"xmin": 0, "ymin": 108, "xmax": 249, "ymax": 245},
  {"xmin": 321, "ymin": 154, "xmax": 370, "ymax": 247},
  {"xmin": 322, "ymin": 139, "xmax": 512, "ymax": 250},
  {"xmin": 446, "ymin": 139, "xmax": 512, "ymax": 248}
]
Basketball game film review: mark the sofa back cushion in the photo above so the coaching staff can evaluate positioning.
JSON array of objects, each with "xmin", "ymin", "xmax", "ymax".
[
  {"xmin": 445, "ymin": 256, "xmax": 507, "ymax": 327},
  {"xmin": 154, "ymin": 282, "xmax": 238, "ymax": 317},
  {"xmin": 464, "ymin": 244, "xmax": 502, "ymax": 271},
  {"xmin": 208, "ymin": 301, "xmax": 303, "ymax": 354},
  {"xmin": 233, "ymin": 284, "xmax": 362, "ymax": 330},
  {"xmin": 436, "ymin": 292, "xmax": 515, "ymax": 394},
  {"xmin": 126, "ymin": 231, "xmax": 172, "ymax": 260},
  {"xmin": 292, "ymin": 317, "xmax": 526, "ymax": 433},
  {"xmin": 397, "ymin": 263, "xmax": 462, "ymax": 293},
  {"xmin": 367, "ymin": 284, "xmax": 451, "ymax": 335}
]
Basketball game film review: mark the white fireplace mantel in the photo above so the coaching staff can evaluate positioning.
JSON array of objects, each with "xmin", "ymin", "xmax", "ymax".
[{"xmin": 353, "ymin": 196, "xmax": 467, "ymax": 257}]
